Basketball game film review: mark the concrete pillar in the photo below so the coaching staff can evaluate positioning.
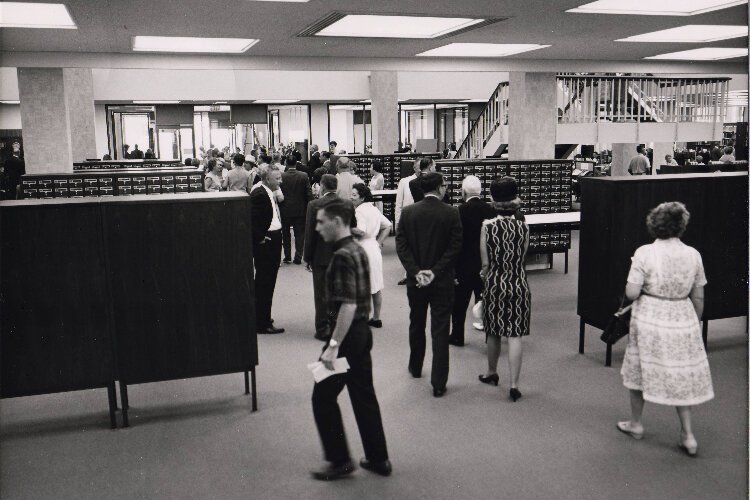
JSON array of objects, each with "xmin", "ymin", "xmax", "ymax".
[
  {"xmin": 369, "ymin": 71, "xmax": 399, "ymax": 155},
  {"xmin": 17, "ymin": 67, "xmax": 96, "ymax": 173},
  {"xmin": 508, "ymin": 72, "xmax": 557, "ymax": 160},
  {"xmin": 611, "ymin": 143, "xmax": 639, "ymax": 177}
]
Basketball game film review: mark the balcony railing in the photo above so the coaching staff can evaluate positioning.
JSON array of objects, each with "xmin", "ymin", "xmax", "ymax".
[
  {"xmin": 457, "ymin": 81, "xmax": 509, "ymax": 159},
  {"xmin": 557, "ymin": 76, "xmax": 730, "ymax": 124}
]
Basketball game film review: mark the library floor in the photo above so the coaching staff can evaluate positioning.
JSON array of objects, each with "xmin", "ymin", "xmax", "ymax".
[{"xmin": 1, "ymin": 232, "xmax": 747, "ymax": 499}]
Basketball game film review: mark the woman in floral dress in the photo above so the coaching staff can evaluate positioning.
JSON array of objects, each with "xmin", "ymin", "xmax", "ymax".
[{"xmin": 616, "ymin": 202, "xmax": 713, "ymax": 457}]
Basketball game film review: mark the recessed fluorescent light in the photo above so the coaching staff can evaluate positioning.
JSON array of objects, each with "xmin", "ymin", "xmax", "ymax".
[
  {"xmin": 567, "ymin": 0, "xmax": 747, "ymax": 16},
  {"xmin": 1, "ymin": 100, "xmax": 20, "ymax": 104},
  {"xmin": 253, "ymin": 99, "xmax": 300, "ymax": 104},
  {"xmin": 617, "ymin": 25, "xmax": 748, "ymax": 42},
  {"xmin": 0, "ymin": 2, "xmax": 76, "ymax": 29},
  {"xmin": 133, "ymin": 100, "xmax": 181, "ymax": 104},
  {"xmin": 417, "ymin": 43, "xmax": 550, "ymax": 57},
  {"xmin": 132, "ymin": 36, "xmax": 257, "ymax": 53},
  {"xmin": 313, "ymin": 14, "xmax": 486, "ymax": 39},
  {"xmin": 645, "ymin": 47, "xmax": 748, "ymax": 60}
]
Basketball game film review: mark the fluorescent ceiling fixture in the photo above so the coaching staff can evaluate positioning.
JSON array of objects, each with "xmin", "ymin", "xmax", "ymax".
[
  {"xmin": 253, "ymin": 99, "xmax": 299, "ymax": 104},
  {"xmin": 645, "ymin": 47, "xmax": 748, "ymax": 60},
  {"xmin": 0, "ymin": 2, "xmax": 76, "ymax": 29},
  {"xmin": 417, "ymin": 43, "xmax": 549, "ymax": 57},
  {"xmin": 1, "ymin": 100, "xmax": 20, "ymax": 104},
  {"xmin": 617, "ymin": 25, "xmax": 748, "ymax": 42},
  {"xmin": 315, "ymin": 15, "xmax": 484, "ymax": 39},
  {"xmin": 567, "ymin": 0, "xmax": 747, "ymax": 16},
  {"xmin": 133, "ymin": 100, "xmax": 180, "ymax": 104},
  {"xmin": 132, "ymin": 36, "xmax": 257, "ymax": 53}
]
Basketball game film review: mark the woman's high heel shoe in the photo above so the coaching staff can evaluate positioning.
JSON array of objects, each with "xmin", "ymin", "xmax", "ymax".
[
  {"xmin": 509, "ymin": 388, "xmax": 522, "ymax": 402},
  {"xmin": 478, "ymin": 373, "xmax": 499, "ymax": 386}
]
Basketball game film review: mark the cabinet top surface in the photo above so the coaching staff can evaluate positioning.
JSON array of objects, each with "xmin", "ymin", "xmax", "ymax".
[{"xmin": 0, "ymin": 191, "xmax": 248, "ymax": 208}]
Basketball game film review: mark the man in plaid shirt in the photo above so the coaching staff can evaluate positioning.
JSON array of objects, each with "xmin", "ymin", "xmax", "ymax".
[{"xmin": 310, "ymin": 199, "xmax": 391, "ymax": 481}]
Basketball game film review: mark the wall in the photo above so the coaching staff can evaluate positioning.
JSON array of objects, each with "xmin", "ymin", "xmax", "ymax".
[
  {"xmin": 0, "ymin": 104, "xmax": 22, "ymax": 129},
  {"xmin": 398, "ymin": 72, "xmax": 508, "ymax": 101},
  {"xmin": 309, "ymin": 103, "xmax": 328, "ymax": 150}
]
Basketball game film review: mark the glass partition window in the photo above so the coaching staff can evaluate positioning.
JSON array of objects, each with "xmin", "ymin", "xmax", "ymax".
[
  {"xmin": 400, "ymin": 104, "xmax": 436, "ymax": 149},
  {"xmin": 400, "ymin": 103, "xmax": 469, "ymax": 153},
  {"xmin": 269, "ymin": 105, "xmax": 311, "ymax": 157},
  {"xmin": 436, "ymin": 104, "xmax": 468, "ymax": 151},
  {"xmin": 328, "ymin": 104, "xmax": 371, "ymax": 154},
  {"xmin": 107, "ymin": 106, "xmax": 156, "ymax": 159}
]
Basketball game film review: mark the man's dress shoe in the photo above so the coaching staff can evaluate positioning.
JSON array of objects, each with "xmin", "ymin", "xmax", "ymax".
[
  {"xmin": 448, "ymin": 337, "xmax": 464, "ymax": 346},
  {"xmin": 433, "ymin": 387, "xmax": 447, "ymax": 398},
  {"xmin": 359, "ymin": 458, "xmax": 392, "ymax": 477},
  {"xmin": 408, "ymin": 368, "xmax": 422, "ymax": 379},
  {"xmin": 311, "ymin": 460, "xmax": 356, "ymax": 481},
  {"xmin": 258, "ymin": 325, "xmax": 285, "ymax": 334}
]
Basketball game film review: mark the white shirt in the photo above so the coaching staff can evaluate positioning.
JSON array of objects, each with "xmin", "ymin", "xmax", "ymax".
[
  {"xmin": 253, "ymin": 183, "xmax": 282, "ymax": 231},
  {"xmin": 395, "ymin": 174, "xmax": 416, "ymax": 229}
]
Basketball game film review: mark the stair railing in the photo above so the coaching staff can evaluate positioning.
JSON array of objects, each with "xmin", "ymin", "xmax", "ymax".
[{"xmin": 456, "ymin": 81, "xmax": 509, "ymax": 159}]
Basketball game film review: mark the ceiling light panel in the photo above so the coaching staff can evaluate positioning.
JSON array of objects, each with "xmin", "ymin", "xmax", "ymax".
[
  {"xmin": 617, "ymin": 25, "xmax": 748, "ymax": 42},
  {"xmin": 645, "ymin": 47, "xmax": 748, "ymax": 60},
  {"xmin": 567, "ymin": 0, "xmax": 747, "ymax": 16},
  {"xmin": 315, "ymin": 15, "xmax": 484, "ymax": 38},
  {"xmin": 253, "ymin": 100, "xmax": 300, "ymax": 104},
  {"xmin": 0, "ymin": 2, "xmax": 76, "ymax": 29},
  {"xmin": 417, "ymin": 43, "xmax": 550, "ymax": 58},
  {"xmin": 132, "ymin": 36, "xmax": 258, "ymax": 53}
]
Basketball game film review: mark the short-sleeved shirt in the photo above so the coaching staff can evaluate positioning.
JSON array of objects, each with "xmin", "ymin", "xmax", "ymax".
[
  {"xmin": 626, "ymin": 238, "xmax": 706, "ymax": 298},
  {"xmin": 326, "ymin": 235, "xmax": 371, "ymax": 323},
  {"xmin": 227, "ymin": 167, "xmax": 250, "ymax": 191}
]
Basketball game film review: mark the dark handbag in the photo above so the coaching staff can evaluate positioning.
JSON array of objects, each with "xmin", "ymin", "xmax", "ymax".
[{"xmin": 600, "ymin": 299, "xmax": 632, "ymax": 345}]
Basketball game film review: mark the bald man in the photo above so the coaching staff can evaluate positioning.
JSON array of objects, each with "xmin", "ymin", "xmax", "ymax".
[{"xmin": 449, "ymin": 176, "xmax": 497, "ymax": 347}]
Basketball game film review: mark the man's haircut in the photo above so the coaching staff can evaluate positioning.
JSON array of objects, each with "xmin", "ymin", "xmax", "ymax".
[
  {"xmin": 207, "ymin": 158, "xmax": 217, "ymax": 170},
  {"xmin": 233, "ymin": 153, "xmax": 245, "ymax": 167},
  {"xmin": 461, "ymin": 175, "xmax": 482, "ymax": 195},
  {"xmin": 259, "ymin": 154, "xmax": 272, "ymax": 165},
  {"xmin": 420, "ymin": 172, "xmax": 444, "ymax": 193},
  {"xmin": 418, "ymin": 157, "xmax": 435, "ymax": 172},
  {"xmin": 258, "ymin": 164, "xmax": 279, "ymax": 181},
  {"xmin": 336, "ymin": 157, "xmax": 351, "ymax": 170},
  {"xmin": 319, "ymin": 198, "xmax": 353, "ymax": 226},
  {"xmin": 320, "ymin": 173, "xmax": 338, "ymax": 191}
]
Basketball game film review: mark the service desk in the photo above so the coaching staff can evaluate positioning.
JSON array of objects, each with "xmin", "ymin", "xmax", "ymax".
[{"xmin": 525, "ymin": 212, "xmax": 580, "ymax": 273}]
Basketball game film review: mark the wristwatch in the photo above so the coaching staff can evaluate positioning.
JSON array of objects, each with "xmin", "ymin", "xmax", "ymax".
[{"xmin": 328, "ymin": 339, "xmax": 339, "ymax": 348}]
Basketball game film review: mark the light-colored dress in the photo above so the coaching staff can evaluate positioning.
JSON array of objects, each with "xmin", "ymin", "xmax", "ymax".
[
  {"xmin": 369, "ymin": 173, "xmax": 384, "ymax": 213},
  {"xmin": 355, "ymin": 202, "xmax": 392, "ymax": 294},
  {"xmin": 621, "ymin": 238, "xmax": 714, "ymax": 406},
  {"xmin": 204, "ymin": 171, "xmax": 223, "ymax": 191}
]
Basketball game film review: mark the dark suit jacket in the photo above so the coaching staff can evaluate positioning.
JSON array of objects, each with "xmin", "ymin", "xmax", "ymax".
[
  {"xmin": 396, "ymin": 196, "xmax": 463, "ymax": 285},
  {"xmin": 250, "ymin": 185, "xmax": 273, "ymax": 248},
  {"xmin": 280, "ymin": 167, "xmax": 312, "ymax": 218},
  {"xmin": 303, "ymin": 192, "xmax": 357, "ymax": 267},
  {"xmin": 455, "ymin": 197, "xmax": 497, "ymax": 280},
  {"xmin": 408, "ymin": 176, "xmax": 425, "ymax": 202}
]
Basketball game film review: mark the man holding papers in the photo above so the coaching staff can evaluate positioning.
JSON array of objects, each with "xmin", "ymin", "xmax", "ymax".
[{"xmin": 310, "ymin": 199, "xmax": 391, "ymax": 481}]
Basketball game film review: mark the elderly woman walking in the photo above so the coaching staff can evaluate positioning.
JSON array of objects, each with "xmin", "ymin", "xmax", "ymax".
[{"xmin": 616, "ymin": 202, "xmax": 713, "ymax": 457}]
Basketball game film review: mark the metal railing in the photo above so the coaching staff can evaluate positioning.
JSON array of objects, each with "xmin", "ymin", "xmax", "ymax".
[
  {"xmin": 557, "ymin": 75, "xmax": 730, "ymax": 124},
  {"xmin": 457, "ymin": 81, "xmax": 509, "ymax": 158}
]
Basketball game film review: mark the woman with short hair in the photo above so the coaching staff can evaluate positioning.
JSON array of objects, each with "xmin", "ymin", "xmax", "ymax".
[
  {"xmin": 351, "ymin": 183, "xmax": 392, "ymax": 328},
  {"xmin": 617, "ymin": 201, "xmax": 713, "ymax": 457},
  {"xmin": 204, "ymin": 158, "xmax": 226, "ymax": 192}
]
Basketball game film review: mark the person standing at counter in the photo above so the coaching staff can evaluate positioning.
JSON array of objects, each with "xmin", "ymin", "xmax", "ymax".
[
  {"xmin": 204, "ymin": 159, "xmax": 226, "ymax": 192},
  {"xmin": 628, "ymin": 145, "xmax": 650, "ymax": 175},
  {"xmin": 3, "ymin": 141, "xmax": 24, "ymax": 200},
  {"xmin": 368, "ymin": 160, "xmax": 385, "ymax": 213}
]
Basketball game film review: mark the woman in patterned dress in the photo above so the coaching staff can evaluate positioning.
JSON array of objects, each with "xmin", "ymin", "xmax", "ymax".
[
  {"xmin": 478, "ymin": 177, "xmax": 530, "ymax": 402},
  {"xmin": 616, "ymin": 202, "xmax": 713, "ymax": 456}
]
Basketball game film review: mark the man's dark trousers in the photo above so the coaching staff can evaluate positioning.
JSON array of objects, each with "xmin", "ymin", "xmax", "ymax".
[
  {"xmin": 450, "ymin": 274, "xmax": 483, "ymax": 344},
  {"xmin": 406, "ymin": 277, "xmax": 453, "ymax": 389},
  {"xmin": 282, "ymin": 215, "xmax": 305, "ymax": 261},
  {"xmin": 312, "ymin": 320, "xmax": 388, "ymax": 464},
  {"xmin": 254, "ymin": 230, "xmax": 282, "ymax": 329}
]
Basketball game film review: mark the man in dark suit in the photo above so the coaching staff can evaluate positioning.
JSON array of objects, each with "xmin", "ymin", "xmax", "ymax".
[
  {"xmin": 250, "ymin": 165, "xmax": 285, "ymax": 334},
  {"xmin": 304, "ymin": 174, "xmax": 357, "ymax": 341},
  {"xmin": 408, "ymin": 157, "xmax": 436, "ymax": 202},
  {"xmin": 449, "ymin": 175, "xmax": 496, "ymax": 347},
  {"xmin": 396, "ymin": 172, "xmax": 462, "ymax": 397},
  {"xmin": 280, "ymin": 155, "xmax": 313, "ymax": 264},
  {"xmin": 308, "ymin": 144, "xmax": 322, "ymax": 178}
]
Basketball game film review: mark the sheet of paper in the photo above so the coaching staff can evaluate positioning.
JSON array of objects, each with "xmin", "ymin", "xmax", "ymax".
[{"xmin": 307, "ymin": 357, "xmax": 350, "ymax": 383}]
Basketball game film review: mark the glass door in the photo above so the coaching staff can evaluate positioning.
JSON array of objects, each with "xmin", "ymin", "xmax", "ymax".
[{"xmin": 107, "ymin": 106, "xmax": 156, "ymax": 159}]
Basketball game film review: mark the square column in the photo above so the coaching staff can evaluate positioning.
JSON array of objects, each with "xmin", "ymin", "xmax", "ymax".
[
  {"xmin": 508, "ymin": 72, "xmax": 557, "ymax": 160},
  {"xmin": 369, "ymin": 71, "xmax": 399, "ymax": 155},
  {"xmin": 17, "ymin": 67, "xmax": 96, "ymax": 173}
]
